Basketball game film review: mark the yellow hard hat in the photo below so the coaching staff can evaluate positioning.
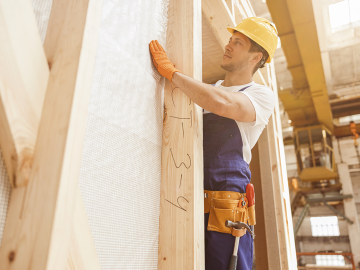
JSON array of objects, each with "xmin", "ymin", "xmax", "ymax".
[{"xmin": 227, "ymin": 17, "xmax": 278, "ymax": 63}]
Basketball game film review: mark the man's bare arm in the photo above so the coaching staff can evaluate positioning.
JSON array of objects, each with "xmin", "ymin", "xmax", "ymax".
[{"xmin": 172, "ymin": 72, "xmax": 256, "ymax": 123}]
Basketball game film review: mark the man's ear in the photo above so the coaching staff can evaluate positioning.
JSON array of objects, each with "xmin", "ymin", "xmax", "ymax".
[{"xmin": 252, "ymin": 52, "xmax": 263, "ymax": 65}]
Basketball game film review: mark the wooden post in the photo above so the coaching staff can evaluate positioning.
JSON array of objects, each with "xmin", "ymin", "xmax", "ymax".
[
  {"xmin": 252, "ymin": 61, "xmax": 297, "ymax": 269},
  {"xmin": 0, "ymin": 0, "xmax": 49, "ymax": 187},
  {"xmin": 250, "ymin": 142, "xmax": 271, "ymax": 269},
  {"xmin": 256, "ymin": 128, "xmax": 283, "ymax": 269},
  {"xmin": 158, "ymin": 0, "xmax": 204, "ymax": 269},
  {"xmin": 267, "ymin": 61, "xmax": 298, "ymax": 269},
  {"xmin": 0, "ymin": 0, "xmax": 102, "ymax": 269}
]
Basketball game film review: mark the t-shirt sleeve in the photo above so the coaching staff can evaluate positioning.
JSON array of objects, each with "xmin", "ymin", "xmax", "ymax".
[{"xmin": 241, "ymin": 86, "xmax": 275, "ymax": 126}]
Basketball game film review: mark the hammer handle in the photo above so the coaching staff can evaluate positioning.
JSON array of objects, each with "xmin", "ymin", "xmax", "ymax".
[
  {"xmin": 228, "ymin": 255, "xmax": 238, "ymax": 270},
  {"xmin": 246, "ymin": 183, "xmax": 255, "ymax": 207}
]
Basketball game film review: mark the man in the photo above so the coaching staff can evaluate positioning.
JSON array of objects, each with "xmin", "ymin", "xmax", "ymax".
[{"xmin": 150, "ymin": 17, "xmax": 278, "ymax": 270}]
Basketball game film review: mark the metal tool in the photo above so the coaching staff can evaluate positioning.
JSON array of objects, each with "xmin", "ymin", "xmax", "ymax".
[{"xmin": 225, "ymin": 221, "xmax": 254, "ymax": 270}]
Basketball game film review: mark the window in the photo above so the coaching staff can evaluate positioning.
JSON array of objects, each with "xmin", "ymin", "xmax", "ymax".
[
  {"xmin": 329, "ymin": 0, "xmax": 360, "ymax": 29},
  {"xmin": 338, "ymin": 113, "xmax": 360, "ymax": 126},
  {"xmin": 315, "ymin": 255, "xmax": 345, "ymax": 266},
  {"xmin": 310, "ymin": 216, "xmax": 340, "ymax": 236}
]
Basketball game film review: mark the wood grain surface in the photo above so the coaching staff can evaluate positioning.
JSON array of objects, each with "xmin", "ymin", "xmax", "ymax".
[
  {"xmin": 158, "ymin": 0, "xmax": 204, "ymax": 269},
  {"xmin": 0, "ymin": 0, "xmax": 49, "ymax": 187},
  {"xmin": 0, "ymin": 0, "xmax": 102, "ymax": 269}
]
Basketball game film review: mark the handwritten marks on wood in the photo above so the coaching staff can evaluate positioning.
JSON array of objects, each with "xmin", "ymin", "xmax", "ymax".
[
  {"xmin": 158, "ymin": 0, "xmax": 203, "ymax": 269},
  {"xmin": 164, "ymin": 86, "xmax": 193, "ymax": 214}
]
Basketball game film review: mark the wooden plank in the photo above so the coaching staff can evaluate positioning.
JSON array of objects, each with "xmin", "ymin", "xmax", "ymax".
[
  {"xmin": 250, "ymin": 142, "xmax": 270, "ymax": 269},
  {"xmin": 158, "ymin": 0, "xmax": 204, "ymax": 269},
  {"xmin": 66, "ymin": 187, "xmax": 101, "ymax": 270},
  {"xmin": 252, "ymin": 61, "xmax": 297, "ymax": 269},
  {"xmin": 256, "ymin": 128, "xmax": 282, "ymax": 269},
  {"xmin": 269, "ymin": 61, "xmax": 297, "ymax": 269},
  {"xmin": 0, "ymin": 0, "xmax": 49, "ymax": 187},
  {"xmin": 202, "ymin": 0, "xmax": 236, "ymax": 50},
  {"xmin": 202, "ymin": 13, "xmax": 226, "ymax": 84},
  {"xmin": 0, "ymin": 0, "xmax": 103, "ymax": 269}
]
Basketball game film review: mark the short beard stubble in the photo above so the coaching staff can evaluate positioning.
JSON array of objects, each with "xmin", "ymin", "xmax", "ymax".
[{"xmin": 220, "ymin": 54, "xmax": 251, "ymax": 73}]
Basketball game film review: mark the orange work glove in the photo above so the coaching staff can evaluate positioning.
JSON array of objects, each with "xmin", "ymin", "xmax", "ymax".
[{"xmin": 149, "ymin": 40, "xmax": 180, "ymax": 81}]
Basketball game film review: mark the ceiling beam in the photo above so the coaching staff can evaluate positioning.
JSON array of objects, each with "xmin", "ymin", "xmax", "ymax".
[
  {"xmin": 268, "ymin": 0, "xmax": 334, "ymax": 131},
  {"xmin": 285, "ymin": 0, "xmax": 333, "ymax": 130}
]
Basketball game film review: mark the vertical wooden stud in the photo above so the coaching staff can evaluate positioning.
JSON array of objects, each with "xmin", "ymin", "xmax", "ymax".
[{"xmin": 158, "ymin": 0, "xmax": 204, "ymax": 269}]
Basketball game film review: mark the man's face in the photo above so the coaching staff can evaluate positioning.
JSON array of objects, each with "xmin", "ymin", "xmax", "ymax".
[{"xmin": 220, "ymin": 32, "xmax": 254, "ymax": 73}]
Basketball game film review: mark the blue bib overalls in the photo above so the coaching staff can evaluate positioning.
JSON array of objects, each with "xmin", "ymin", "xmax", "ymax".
[{"xmin": 204, "ymin": 86, "xmax": 253, "ymax": 270}]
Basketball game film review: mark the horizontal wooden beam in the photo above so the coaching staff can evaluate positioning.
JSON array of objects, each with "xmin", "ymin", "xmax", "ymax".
[
  {"xmin": 0, "ymin": 0, "xmax": 103, "ymax": 268},
  {"xmin": 0, "ymin": 0, "xmax": 49, "ymax": 187}
]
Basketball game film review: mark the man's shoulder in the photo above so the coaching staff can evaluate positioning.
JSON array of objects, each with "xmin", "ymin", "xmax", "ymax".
[
  {"xmin": 246, "ymin": 82, "xmax": 273, "ymax": 92},
  {"xmin": 247, "ymin": 83, "xmax": 275, "ymax": 97}
]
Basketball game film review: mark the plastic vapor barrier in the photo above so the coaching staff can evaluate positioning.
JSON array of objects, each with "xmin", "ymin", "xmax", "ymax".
[
  {"xmin": 0, "ymin": 150, "xmax": 10, "ymax": 246},
  {"xmin": 78, "ymin": 0, "xmax": 167, "ymax": 268}
]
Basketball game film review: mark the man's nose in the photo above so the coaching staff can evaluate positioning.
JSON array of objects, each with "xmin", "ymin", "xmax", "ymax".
[{"xmin": 224, "ymin": 43, "xmax": 232, "ymax": 52}]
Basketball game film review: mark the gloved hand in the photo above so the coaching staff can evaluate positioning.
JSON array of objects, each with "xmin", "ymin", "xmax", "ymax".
[{"xmin": 149, "ymin": 40, "xmax": 180, "ymax": 81}]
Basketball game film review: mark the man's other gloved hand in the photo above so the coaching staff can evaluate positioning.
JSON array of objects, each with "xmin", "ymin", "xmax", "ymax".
[{"xmin": 149, "ymin": 40, "xmax": 180, "ymax": 81}]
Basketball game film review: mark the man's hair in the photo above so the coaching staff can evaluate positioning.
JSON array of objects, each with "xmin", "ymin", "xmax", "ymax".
[{"xmin": 234, "ymin": 30, "xmax": 269, "ymax": 74}]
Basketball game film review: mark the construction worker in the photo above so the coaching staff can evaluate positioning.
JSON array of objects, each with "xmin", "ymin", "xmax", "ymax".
[{"xmin": 150, "ymin": 17, "xmax": 278, "ymax": 270}]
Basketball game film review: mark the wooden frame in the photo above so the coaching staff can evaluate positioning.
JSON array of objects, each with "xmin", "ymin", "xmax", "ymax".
[
  {"xmin": 0, "ymin": 0, "xmax": 102, "ymax": 269},
  {"xmin": 0, "ymin": 0, "xmax": 296, "ymax": 268}
]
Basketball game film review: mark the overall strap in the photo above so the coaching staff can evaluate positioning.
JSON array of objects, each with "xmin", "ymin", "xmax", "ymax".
[{"xmin": 238, "ymin": 85, "xmax": 251, "ymax": 92}]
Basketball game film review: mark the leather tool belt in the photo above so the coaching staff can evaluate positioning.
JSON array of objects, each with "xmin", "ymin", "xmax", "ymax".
[{"xmin": 204, "ymin": 190, "xmax": 256, "ymax": 236}]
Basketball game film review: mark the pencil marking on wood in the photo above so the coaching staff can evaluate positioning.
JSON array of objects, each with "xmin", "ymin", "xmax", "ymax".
[
  {"xmin": 190, "ymin": 110, "xmax": 193, "ymax": 127},
  {"xmin": 165, "ymin": 196, "xmax": 189, "ymax": 211},
  {"xmin": 171, "ymin": 87, "xmax": 179, "ymax": 108},
  {"xmin": 169, "ymin": 116, "xmax": 190, "ymax": 120},
  {"xmin": 170, "ymin": 148, "xmax": 191, "ymax": 169}
]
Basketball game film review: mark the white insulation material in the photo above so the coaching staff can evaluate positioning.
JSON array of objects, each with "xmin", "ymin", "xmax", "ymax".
[
  {"xmin": 79, "ymin": 0, "xmax": 167, "ymax": 268},
  {"xmin": 29, "ymin": 0, "xmax": 168, "ymax": 269}
]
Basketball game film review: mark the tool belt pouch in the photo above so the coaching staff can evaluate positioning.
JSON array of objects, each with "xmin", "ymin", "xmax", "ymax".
[{"xmin": 204, "ymin": 190, "xmax": 254, "ymax": 234}]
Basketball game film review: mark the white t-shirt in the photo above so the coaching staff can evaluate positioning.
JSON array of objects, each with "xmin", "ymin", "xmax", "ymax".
[{"xmin": 203, "ymin": 80, "xmax": 275, "ymax": 164}]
